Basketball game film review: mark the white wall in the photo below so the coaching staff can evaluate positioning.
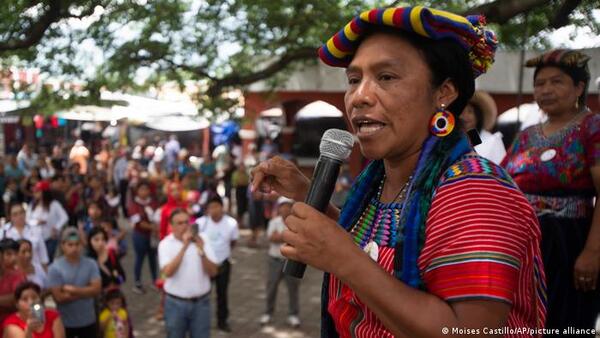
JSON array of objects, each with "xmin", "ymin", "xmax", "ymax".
[{"xmin": 247, "ymin": 48, "xmax": 600, "ymax": 94}]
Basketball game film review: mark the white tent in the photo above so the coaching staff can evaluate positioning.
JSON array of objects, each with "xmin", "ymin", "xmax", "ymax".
[
  {"xmin": 259, "ymin": 107, "xmax": 283, "ymax": 117},
  {"xmin": 144, "ymin": 115, "xmax": 209, "ymax": 132},
  {"xmin": 295, "ymin": 100, "xmax": 343, "ymax": 120},
  {"xmin": 58, "ymin": 92, "xmax": 201, "ymax": 124},
  {"xmin": 57, "ymin": 105, "xmax": 127, "ymax": 122},
  {"xmin": 0, "ymin": 100, "xmax": 29, "ymax": 113},
  {"xmin": 102, "ymin": 92, "xmax": 198, "ymax": 123}
]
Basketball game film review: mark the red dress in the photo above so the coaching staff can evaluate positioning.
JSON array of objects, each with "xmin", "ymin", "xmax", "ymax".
[{"xmin": 2, "ymin": 309, "xmax": 60, "ymax": 338}]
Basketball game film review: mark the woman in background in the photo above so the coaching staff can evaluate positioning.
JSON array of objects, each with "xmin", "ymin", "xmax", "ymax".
[
  {"xmin": 503, "ymin": 49, "xmax": 599, "ymax": 334},
  {"xmin": 26, "ymin": 181, "xmax": 68, "ymax": 263},
  {"xmin": 16, "ymin": 240, "xmax": 48, "ymax": 292},
  {"xmin": 87, "ymin": 227, "xmax": 125, "ymax": 290},
  {"xmin": 460, "ymin": 90, "xmax": 506, "ymax": 164}
]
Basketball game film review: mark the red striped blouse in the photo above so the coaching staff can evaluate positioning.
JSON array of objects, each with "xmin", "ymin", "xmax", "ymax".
[{"xmin": 328, "ymin": 170, "xmax": 546, "ymax": 337}]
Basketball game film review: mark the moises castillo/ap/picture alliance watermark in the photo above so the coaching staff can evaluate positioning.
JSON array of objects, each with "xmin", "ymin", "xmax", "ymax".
[{"xmin": 441, "ymin": 326, "xmax": 597, "ymax": 336}]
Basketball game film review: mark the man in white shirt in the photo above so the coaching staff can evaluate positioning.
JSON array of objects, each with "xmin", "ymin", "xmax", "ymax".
[
  {"xmin": 196, "ymin": 196, "xmax": 239, "ymax": 333},
  {"xmin": 259, "ymin": 197, "xmax": 301, "ymax": 327},
  {"xmin": 159, "ymin": 208, "xmax": 217, "ymax": 338}
]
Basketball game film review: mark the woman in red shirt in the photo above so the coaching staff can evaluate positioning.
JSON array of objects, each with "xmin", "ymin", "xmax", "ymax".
[
  {"xmin": 158, "ymin": 181, "xmax": 187, "ymax": 240},
  {"xmin": 3, "ymin": 281, "xmax": 65, "ymax": 338}
]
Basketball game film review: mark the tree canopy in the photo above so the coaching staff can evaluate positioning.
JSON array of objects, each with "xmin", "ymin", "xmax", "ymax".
[{"xmin": 1, "ymin": 0, "xmax": 598, "ymax": 115}]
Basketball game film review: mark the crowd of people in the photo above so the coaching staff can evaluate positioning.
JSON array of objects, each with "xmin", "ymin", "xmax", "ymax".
[{"xmin": 0, "ymin": 132, "xmax": 308, "ymax": 338}]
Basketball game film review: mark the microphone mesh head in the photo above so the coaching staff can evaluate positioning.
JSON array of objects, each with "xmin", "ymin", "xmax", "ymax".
[{"xmin": 320, "ymin": 129, "xmax": 355, "ymax": 161}]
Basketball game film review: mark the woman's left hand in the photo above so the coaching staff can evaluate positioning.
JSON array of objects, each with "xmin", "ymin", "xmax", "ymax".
[
  {"xmin": 281, "ymin": 202, "xmax": 358, "ymax": 275},
  {"xmin": 573, "ymin": 248, "xmax": 600, "ymax": 292}
]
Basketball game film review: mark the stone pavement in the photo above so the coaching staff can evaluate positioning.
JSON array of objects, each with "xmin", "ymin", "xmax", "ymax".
[{"xmin": 122, "ymin": 229, "xmax": 323, "ymax": 338}]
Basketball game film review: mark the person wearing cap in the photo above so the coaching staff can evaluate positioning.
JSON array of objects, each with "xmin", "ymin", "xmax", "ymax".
[
  {"xmin": 460, "ymin": 90, "xmax": 506, "ymax": 164},
  {"xmin": 47, "ymin": 227, "xmax": 101, "ymax": 338},
  {"xmin": 259, "ymin": 196, "xmax": 301, "ymax": 327},
  {"xmin": 1, "ymin": 201, "xmax": 49, "ymax": 268},
  {"xmin": 251, "ymin": 6, "xmax": 546, "ymax": 337},
  {"xmin": 26, "ymin": 180, "xmax": 69, "ymax": 263},
  {"xmin": 502, "ymin": 49, "xmax": 600, "ymax": 333},
  {"xmin": 0, "ymin": 238, "xmax": 27, "ymax": 323}
]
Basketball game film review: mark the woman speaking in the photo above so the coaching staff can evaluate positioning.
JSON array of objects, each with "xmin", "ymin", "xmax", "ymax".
[{"xmin": 252, "ymin": 6, "xmax": 546, "ymax": 338}]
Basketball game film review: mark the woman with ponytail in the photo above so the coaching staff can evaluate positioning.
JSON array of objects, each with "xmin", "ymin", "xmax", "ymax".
[{"xmin": 251, "ymin": 6, "xmax": 546, "ymax": 338}]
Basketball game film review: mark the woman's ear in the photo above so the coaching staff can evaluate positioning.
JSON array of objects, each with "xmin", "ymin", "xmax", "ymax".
[
  {"xmin": 575, "ymin": 80, "xmax": 585, "ymax": 98},
  {"xmin": 435, "ymin": 79, "xmax": 459, "ymax": 108}
]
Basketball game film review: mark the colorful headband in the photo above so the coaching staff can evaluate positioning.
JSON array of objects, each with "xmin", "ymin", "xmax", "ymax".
[
  {"xmin": 525, "ymin": 49, "xmax": 591, "ymax": 70},
  {"xmin": 318, "ymin": 6, "xmax": 498, "ymax": 78}
]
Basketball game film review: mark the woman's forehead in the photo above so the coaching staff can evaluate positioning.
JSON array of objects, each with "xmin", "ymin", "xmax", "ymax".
[
  {"xmin": 535, "ymin": 66, "xmax": 569, "ymax": 80},
  {"xmin": 349, "ymin": 33, "xmax": 422, "ymax": 69}
]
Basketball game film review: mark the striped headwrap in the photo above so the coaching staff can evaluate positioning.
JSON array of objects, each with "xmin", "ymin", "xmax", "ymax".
[
  {"xmin": 525, "ymin": 49, "xmax": 591, "ymax": 70},
  {"xmin": 318, "ymin": 6, "xmax": 497, "ymax": 78}
]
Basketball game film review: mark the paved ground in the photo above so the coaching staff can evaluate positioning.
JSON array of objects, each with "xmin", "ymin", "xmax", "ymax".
[{"xmin": 123, "ymin": 229, "xmax": 323, "ymax": 338}]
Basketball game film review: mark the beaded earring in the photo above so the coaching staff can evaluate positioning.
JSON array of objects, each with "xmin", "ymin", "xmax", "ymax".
[{"xmin": 430, "ymin": 104, "xmax": 455, "ymax": 137}]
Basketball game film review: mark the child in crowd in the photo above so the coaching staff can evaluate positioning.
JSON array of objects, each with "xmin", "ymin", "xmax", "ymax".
[
  {"xmin": 260, "ymin": 197, "xmax": 301, "ymax": 328},
  {"xmin": 78, "ymin": 201, "xmax": 104, "ymax": 244},
  {"xmin": 99, "ymin": 288, "xmax": 130, "ymax": 338},
  {"xmin": 101, "ymin": 218, "xmax": 127, "ymax": 258},
  {"xmin": 105, "ymin": 185, "xmax": 121, "ymax": 219}
]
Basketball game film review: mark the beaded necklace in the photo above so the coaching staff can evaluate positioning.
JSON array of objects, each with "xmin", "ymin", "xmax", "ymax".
[
  {"xmin": 349, "ymin": 175, "xmax": 410, "ymax": 249},
  {"xmin": 533, "ymin": 108, "xmax": 590, "ymax": 148}
]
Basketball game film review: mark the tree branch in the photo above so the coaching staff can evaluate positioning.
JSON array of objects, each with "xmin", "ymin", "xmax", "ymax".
[
  {"xmin": 206, "ymin": 47, "xmax": 315, "ymax": 97},
  {"xmin": 163, "ymin": 59, "xmax": 215, "ymax": 81},
  {"xmin": 549, "ymin": 0, "xmax": 582, "ymax": 28},
  {"xmin": 463, "ymin": 0, "xmax": 550, "ymax": 24},
  {"xmin": 0, "ymin": 0, "xmax": 62, "ymax": 52},
  {"xmin": 0, "ymin": 0, "xmax": 104, "ymax": 52}
]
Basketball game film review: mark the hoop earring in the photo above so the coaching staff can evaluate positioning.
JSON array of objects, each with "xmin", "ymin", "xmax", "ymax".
[
  {"xmin": 575, "ymin": 99, "xmax": 579, "ymax": 111},
  {"xmin": 430, "ymin": 104, "xmax": 455, "ymax": 137}
]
